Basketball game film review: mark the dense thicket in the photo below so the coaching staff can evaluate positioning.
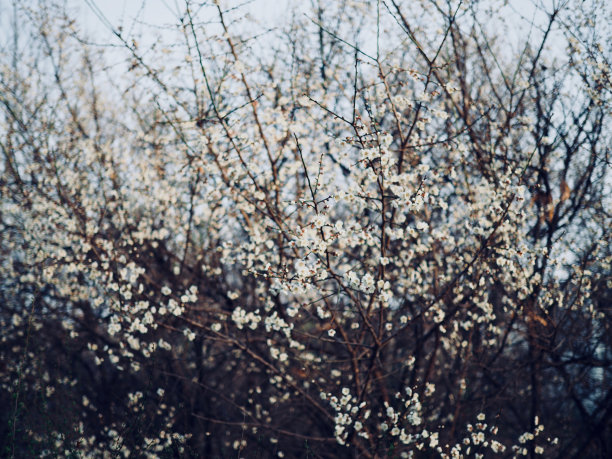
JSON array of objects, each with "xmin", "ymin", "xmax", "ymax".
[{"xmin": 1, "ymin": 0, "xmax": 610, "ymax": 457}]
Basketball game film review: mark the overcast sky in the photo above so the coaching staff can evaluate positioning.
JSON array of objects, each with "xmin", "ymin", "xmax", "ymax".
[{"xmin": 75, "ymin": 0, "xmax": 298, "ymax": 39}]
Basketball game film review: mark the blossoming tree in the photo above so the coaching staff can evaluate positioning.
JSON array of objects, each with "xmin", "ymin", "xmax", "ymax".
[{"xmin": 1, "ymin": 0, "xmax": 610, "ymax": 457}]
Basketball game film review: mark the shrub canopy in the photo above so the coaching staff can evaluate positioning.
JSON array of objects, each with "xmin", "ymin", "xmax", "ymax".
[{"xmin": 0, "ymin": 0, "xmax": 610, "ymax": 457}]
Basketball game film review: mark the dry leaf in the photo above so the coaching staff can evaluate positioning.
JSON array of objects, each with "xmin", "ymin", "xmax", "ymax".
[{"xmin": 560, "ymin": 180, "xmax": 571, "ymax": 202}]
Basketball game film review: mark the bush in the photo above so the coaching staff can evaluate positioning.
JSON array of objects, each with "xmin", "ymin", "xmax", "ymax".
[{"xmin": 1, "ymin": 0, "xmax": 610, "ymax": 457}]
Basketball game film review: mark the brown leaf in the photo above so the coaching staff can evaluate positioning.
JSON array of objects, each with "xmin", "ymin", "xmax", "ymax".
[
  {"xmin": 528, "ymin": 309, "xmax": 548, "ymax": 327},
  {"xmin": 534, "ymin": 313, "xmax": 548, "ymax": 327},
  {"xmin": 560, "ymin": 180, "xmax": 571, "ymax": 202}
]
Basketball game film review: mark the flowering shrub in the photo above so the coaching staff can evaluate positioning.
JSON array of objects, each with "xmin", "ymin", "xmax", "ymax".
[{"xmin": 1, "ymin": 0, "xmax": 610, "ymax": 457}]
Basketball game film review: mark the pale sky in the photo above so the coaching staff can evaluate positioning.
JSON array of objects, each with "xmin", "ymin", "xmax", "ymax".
[{"xmin": 75, "ymin": 0, "xmax": 297, "ymax": 39}]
